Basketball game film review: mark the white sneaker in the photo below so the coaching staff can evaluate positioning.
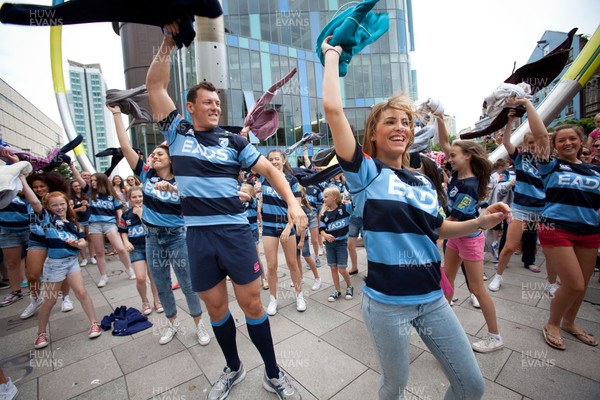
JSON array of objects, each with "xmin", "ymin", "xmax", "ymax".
[
  {"xmin": 546, "ymin": 282, "xmax": 560, "ymax": 297},
  {"xmin": 20, "ymin": 297, "xmax": 43, "ymax": 319},
  {"xmin": 0, "ymin": 377, "xmax": 18, "ymax": 400},
  {"xmin": 483, "ymin": 272, "xmax": 489, "ymax": 281},
  {"xmin": 97, "ymin": 275, "xmax": 109, "ymax": 288},
  {"xmin": 90, "ymin": 256, "xmax": 97, "ymax": 265},
  {"xmin": 470, "ymin": 293, "xmax": 480, "ymax": 309},
  {"xmin": 289, "ymin": 278, "xmax": 303, "ymax": 287},
  {"xmin": 296, "ymin": 293, "xmax": 306, "ymax": 312},
  {"xmin": 61, "ymin": 295, "xmax": 74, "ymax": 312},
  {"xmin": 126, "ymin": 268, "xmax": 136, "ymax": 280},
  {"xmin": 311, "ymin": 278, "xmax": 322, "ymax": 291},
  {"xmin": 472, "ymin": 334, "xmax": 504, "ymax": 353},
  {"xmin": 488, "ymin": 275, "xmax": 503, "ymax": 292},
  {"xmin": 79, "ymin": 259, "xmax": 88, "ymax": 267},
  {"xmin": 197, "ymin": 320, "xmax": 211, "ymax": 346},
  {"xmin": 159, "ymin": 319, "xmax": 181, "ymax": 345},
  {"xmin": 267, "ymin": 296, "xmax": 278, "ymax": 316}
]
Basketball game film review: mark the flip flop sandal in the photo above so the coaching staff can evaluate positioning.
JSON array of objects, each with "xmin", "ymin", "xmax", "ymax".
[
  {"xmin": 562, "ymin": 329, "xmax": 599, "ymax": 347},
  {"xmin": 526, "ymin": 264, "xmax": 542, "ymax": 273},
  {"xmin": 543, "ymin": 326, "xmax": 566, "ymax": 350}
]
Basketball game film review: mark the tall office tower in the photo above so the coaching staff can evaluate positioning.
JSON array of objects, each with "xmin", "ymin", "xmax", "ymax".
[{"xmin": 67, "ymin": 60, "xmax": 116, "ymax": 172}]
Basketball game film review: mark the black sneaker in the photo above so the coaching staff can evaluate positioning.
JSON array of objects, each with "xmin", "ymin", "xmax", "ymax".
[
  {"xmin": 345, "ymin": 286, "xmax": 354, "ymax": 300},
  {"xmin": 0, "ymin": 280, "xmax": 10, "ymax": 290},
  {"xmin": 207, "ymin": 363, "xmax": 246, "ymax": 400},
  {"xmin": 328, "ymin": 291, "xmax": 341, "ymax": 302},
  {"xmin": 263, "ymin": 369, "xmax": 302, "ymax": 399}
]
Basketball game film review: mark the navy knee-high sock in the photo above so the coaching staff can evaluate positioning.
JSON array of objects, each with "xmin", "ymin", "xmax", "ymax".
[
  {"xmin": 246, "ymin": 312, "xmax": 279, "ymax": 379},
  {"xmin": 211, "ymin": 311, "xmax": 241, "ymax": 371}
]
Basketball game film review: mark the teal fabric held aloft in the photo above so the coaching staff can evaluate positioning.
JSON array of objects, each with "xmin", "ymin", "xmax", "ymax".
[{"xmin": 316, "ymin": 0, "xmax": 389, "ymax": 77}]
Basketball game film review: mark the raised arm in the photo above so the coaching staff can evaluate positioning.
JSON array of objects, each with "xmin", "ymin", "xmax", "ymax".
[
  {"xmin": 146, "ymin": 34, "xmax": 178, "ymax": 122},
  {"xmin": 502, "ymin": 109, "xmax": 517, "ymax": 156},
  {"xmin": 107, "ymin": 104, "xmax": 143, "ymax": 169},
  {"xmin": 18, "ymin": 176, "xmax": 43, "ymax": 214},
  {"xmin": 435, "ymin": 115, "xmax": 451, "ymax": 159},
  {"xmin": 321, "ymin": 36, "xmax": 356, "ymax": 162},
  {"xmin": 303, "ymin": 144, "xmax": 311, "ymax": 168},
  {"xmin": 69, "ymin": 162, "xmax": 87, "ymax": 189},
  {"xmin": 506, "ymin": 98, "xmax": 549, "ymax": 159}
]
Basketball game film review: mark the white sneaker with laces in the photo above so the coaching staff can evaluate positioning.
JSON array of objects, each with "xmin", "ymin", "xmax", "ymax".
[
  {"xmin": 488, "ymin": 275, "xmax": 503, "ymax": 292},
  {"xmin": 311, "ymin": 278, "xmax": 322, "ymax": 291},
  {"xmin": 159, "ymin": 319, "xmax": 181, "ymax": 345},
  {"xmin": 20, "ymin": 296, "xmax": 43, "ymax": 319},
  {"xmin": 546, "ymin": 282, "xmax": 560, "ymax": 297},
  {"xmin": 90, "ymin": 256, "xmax": 97, "ymax": 265},
  {"xmin": 61, "ymin": 295, "xmax": 74, "ymax": 312},
  {"xmin": 470, "ymin": 293, "xmax": 481, "ymax": 309},
  {"xmin": 263, "ymin": 369, "xmax": 302, "ymax": 399},
  {"xmin": 472, "ymin": 334, "xmax": 504, "ymax": 353},
  {"xmin": 296, "ymin": 293, "xmax": 306, "ymax": 312},
  {"xmin": 197, "ymin": 320, "xmax": 211, "ymax": 346},
  {"xmin": 267, "ymin": 296, "xmax": 278, "ymax": 316},
  {"xmin": 126, "ymin": 267, "xmax": 136, "ymax": 280},
  {"xmin": 79, "ymin": 259, "xmax": 88, "ymax": 267},
  {"xmin": 97, "ymin": 275, "xmax": 108, "ymax": 288},
  {"xmin": 0, "ymin": 377, "xmax": 18, "ymax": 400}
]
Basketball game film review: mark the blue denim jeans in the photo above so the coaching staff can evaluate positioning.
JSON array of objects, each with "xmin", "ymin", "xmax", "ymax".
[
  {"xmin": 146, "ymin": 226, "xmax": 202, "ymax": 319},
  {"xmin": 361, "ymin": 294, "xmax": 485, "ymax": 400}
]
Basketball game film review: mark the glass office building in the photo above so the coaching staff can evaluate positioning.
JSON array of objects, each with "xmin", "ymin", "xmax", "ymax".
[{"xmin": 128, "ymin": 0, "xmax": 417, "ymax": 166}]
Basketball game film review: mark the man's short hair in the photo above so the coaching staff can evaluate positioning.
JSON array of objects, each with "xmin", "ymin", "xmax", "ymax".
[{"xmin": 187, "ymin": 82, "xmax": 217, "ymax": 103}]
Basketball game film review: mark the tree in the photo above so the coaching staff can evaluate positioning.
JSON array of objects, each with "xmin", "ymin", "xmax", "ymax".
[{"xmin": 555, "ymin": 118, "xmax": 595, "ymax": 135}]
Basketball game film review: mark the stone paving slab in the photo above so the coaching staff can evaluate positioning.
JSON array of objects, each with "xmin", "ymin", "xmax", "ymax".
[{"xmin": 1, "ymin": 246, "xmax": 599, "ymax": 399}]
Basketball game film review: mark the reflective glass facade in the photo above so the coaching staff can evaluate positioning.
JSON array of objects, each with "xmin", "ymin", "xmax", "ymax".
[{"xmin": 130, "ymin": 0, "xmax": 416, "ymax": 166}]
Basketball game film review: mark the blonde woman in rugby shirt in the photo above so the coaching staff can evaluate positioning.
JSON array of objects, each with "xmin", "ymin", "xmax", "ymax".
[{"xmin": 322, "ymin": 36, "xmax": 510, "ymax": 400}]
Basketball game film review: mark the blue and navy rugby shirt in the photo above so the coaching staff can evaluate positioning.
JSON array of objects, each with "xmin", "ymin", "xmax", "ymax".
[
  {"xmin": 38, "ymin": 209, "xmax": 85, "ymax": 259},
  {"xmin": 0, "ymin": 195, "xmax": 29, "ymax": 231},
  {"xmin": 319, "ymin": 203, "xmax": 351, "ymax": 241},
  {"xmin": 305, "ymin": 185, "xmax": 323, "ymax": 213},
  {"xmin": 72, "ymin": 195, "xmax": 91, "ymax": 223},
  {"xmin": 509, "ymin": 149, "xmax": 545, "ymax": 210},
  {"xmin": 538, "ymin": 158, "xmax": 600, "ymax": 234},
  {"xmin": 338, "ymin": 145, "xmax": 445, "ymax": 305},
  {"xmin": 447, "ymin": 171, "xmax": 480, "ymax": 222},
  {"xmin": 243, "ymin": 197, "xmax": 258, "ymax": 231},
  {"xmin": 28, "ymin": 204, "xmax": 46, "ymax": 246},
  {"xmin": 88, "ymin": 193, "xmax": 123, "ymax": 224},
  {"xmin": 118, "ymin": 208, "xmax": 147, "ymax": 248},
  {"xmin": 133, "ymin": 159, "xmax": 184, "ymax": 228},
  {"xmin": 158, "ymin": 111, "xmax": 261, "ymax": 226},
  {"xmin": 260, "ymin": 174, "xmax": 301, "ymax": 230}
]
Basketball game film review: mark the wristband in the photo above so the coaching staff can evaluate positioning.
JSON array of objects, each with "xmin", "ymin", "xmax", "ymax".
[
  {"xmin": 475, "ymin": 217, "xmax": 485, "ymax": 231},
  {"xmin": 325, "ymin": 48, "xmax": 341, "ymax": 57},
  {"xmin": 112, "ymin": 112, "xmax": 121, "ymax": 115}
]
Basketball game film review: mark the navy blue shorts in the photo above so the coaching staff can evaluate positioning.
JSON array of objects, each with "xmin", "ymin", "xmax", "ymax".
[
  {"xmin": 187, "ymin": 224, "xmax": 262, "ymax": 292},
  {"xmin": 262, "ymin": 225, "xmax": 294, "ymax": 238},
  {"xmin": 296, "ymin": 235, "xmax": 310, "ymax": 257}
]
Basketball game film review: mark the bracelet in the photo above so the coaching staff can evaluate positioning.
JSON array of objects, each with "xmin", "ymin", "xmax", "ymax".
[
  {"xmin": 325, "ymin": 48, "xmax": 341, "ymax": 57},
  {"xmin": 475, "ymin": 217, "xmax": 485, "ymax": 231},
  {"xmin": 112, "ymin": 112, "xmax": 121, "ymax": 115}
]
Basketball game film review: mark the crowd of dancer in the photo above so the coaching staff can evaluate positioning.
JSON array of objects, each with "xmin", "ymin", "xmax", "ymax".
[{"xmin": 1, "ymin": 26, "xmax": 599, "ymax": 400}]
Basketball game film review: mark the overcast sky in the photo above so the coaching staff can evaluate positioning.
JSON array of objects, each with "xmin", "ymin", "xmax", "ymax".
[{"xmin": 0, "ymin": 0, "xmax": 598, "ymax": 136}]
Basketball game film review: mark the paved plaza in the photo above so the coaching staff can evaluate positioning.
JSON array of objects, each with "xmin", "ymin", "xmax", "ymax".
[{"xmin": 1, "ymin": 244, "xmax": 599, "ymax": 400}]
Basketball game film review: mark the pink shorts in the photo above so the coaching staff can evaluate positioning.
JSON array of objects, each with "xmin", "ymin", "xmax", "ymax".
[
  {"xmin": 538, "ymin": 225, "xmax": 600, "ymax": 248},
  {"xmin": 439, "ymin": 267, "xmax": 454, "ymax": 297},
  {"xmin": 446, "ymin": 232, "xmax": 485, "ymax": 261}
]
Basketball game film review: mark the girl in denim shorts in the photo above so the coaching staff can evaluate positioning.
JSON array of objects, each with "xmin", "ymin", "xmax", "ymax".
[
  {"xmin": 319, "ymin": 187, "xmax": 352, "ymax": 302},
  {"xmin": 20, "ymin": 178, "xmax": 101, "ymax": 349},
  {"xmin": 118, "ymin": 187, "xmax": 162, "ymax": 315}
]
